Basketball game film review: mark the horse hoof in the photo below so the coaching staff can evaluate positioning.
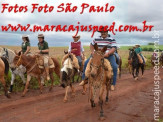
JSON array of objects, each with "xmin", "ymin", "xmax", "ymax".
[
  {"xmin": 141, "ymin": 75, "xmax": 143, "ymax": 78},
  {"xmin": 91, "ymin": 103, "xmax": 96, "ymax": 108},
  {"xmin": 6, "ymin": 94, "xmax": 11, "ymax": 98},
  {"xmin": 63, "ymin": 99, "xmax": 68, "ymax": 103},
  {"xmin": 99, "ymin": 116, "xmax": 105, "ymax": 121},
  {"xmin": 135, "ymin": 77, "xmax": 138, "ymax": 80},
  {"xmin": 82, "ymin": 91, "xmax": 86, "ymax": 95},
  {"xmin": 21, "ymin": 94, "xmax": 25, "ymax": 97}
]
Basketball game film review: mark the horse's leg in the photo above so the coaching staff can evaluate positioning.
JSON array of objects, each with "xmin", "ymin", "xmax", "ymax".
[
  {"xmin": 99, "ymin": 85, "xmax": 105, "ymax": 120},
  {"xmin": 49, "ymin": 73, "xmax": 54, "ymax": 91},
  {"xmin": 70, "ymin": 83, "xmax": 75, "ymax": 97},
  {"xmin": 90, "ymin": 86, "xmax": 96, "ymax": 108},
  {"xmin": 41, "ymin": 76, "xmax": 45, "ymax": 86},
  {"xmin": 141, "ymin": 64, "xmax": 144, "ymax": 78},
  {"xmin": 9, "ymin": 72, "xmax": 15, "ymax": 93},
  {"xmin": 82, "ymin": 84, "xmax": 87, "ymax": 95},
  {"xmin": 37, "ymin": 76, "xmax": 43, "ymax": 94},
  {"xmin": 132, "ymin": 67, "xmax": 135, "ymax": 78},
  {"xmin": 19, "ymin": 73, "xmax": 26, "ymax": 85},
  {"xmin": 64, "ymin": 86, "xmax": 69, "ymax": 102},
  {"xmin": 135, "ymin": 65, "xmax": 139, "ymax": 80},
  {"xmin": 22, "ymin": 75, "xmax": 31, "ymax": 97},
  {"xmin": 105, "ymin": 80, "xmax": 110, "ymax": 103},
  {"xmin": 0, "ymin": 76, "xmax": 10, "ymax": 98}
]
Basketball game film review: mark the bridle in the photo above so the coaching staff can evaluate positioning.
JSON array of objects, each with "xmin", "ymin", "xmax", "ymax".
[
  {"xmin": 90, "ymin": 51, "xmax": 104, "ymax": 70},
  {"xmin": 16, "ymin": 55, "xmax": 34, "ymax": 69}
]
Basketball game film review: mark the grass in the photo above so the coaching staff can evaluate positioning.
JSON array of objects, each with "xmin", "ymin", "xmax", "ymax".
[
  {"xmin": 0, "ymin": 45, "xmax": 156, "ymax": 94},
  {"xmin": 120, "ymin": 45, "xmax": 163, "ymax": 51}
]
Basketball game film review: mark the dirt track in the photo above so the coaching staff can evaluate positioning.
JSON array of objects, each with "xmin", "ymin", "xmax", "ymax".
[{"xmin": 0, "ymin": 69, "xmax": 163, "ymax": 122}]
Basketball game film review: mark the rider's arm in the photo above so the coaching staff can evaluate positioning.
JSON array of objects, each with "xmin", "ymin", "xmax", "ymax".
[
  {"xmin": 104, "ymin": 38, "xmax": 117, "ymax": 57},
  {"xmin": 40, "ymin": 49, "xmax": 49, "ymax": 53},
  {"xmin": 68, "ymin": 43, "xmax": 71, "ymax": 53},
  {"xmin": 40, "ymin": 42, "xmax": 49, "ymax": 53}
]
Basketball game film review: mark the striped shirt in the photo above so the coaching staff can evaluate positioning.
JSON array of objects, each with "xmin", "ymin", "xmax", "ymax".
[{"xmin": 91, "ymin": 36, "xmax": 117, "ymax": 53}]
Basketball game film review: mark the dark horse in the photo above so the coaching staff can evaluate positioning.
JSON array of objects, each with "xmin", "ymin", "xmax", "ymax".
[{"xmin": 129, "ymin": 49, "xmax": 145, "ymax": 80}]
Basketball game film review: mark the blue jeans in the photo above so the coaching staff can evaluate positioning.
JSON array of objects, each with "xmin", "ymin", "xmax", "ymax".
[
  {"xmin": 82, "ymin": 55, "xmax": 118, "ymax": 85},
  {"xmin": 140, "ymin": 54, "xmax": 145, "ymax": 64},
  {"xmin": 76, "ymin": 56, "xmax": 82, "ymax": 67},
  {"xmin": 114, "ymin": 53, "xmax": 120, "ymax": 66}
]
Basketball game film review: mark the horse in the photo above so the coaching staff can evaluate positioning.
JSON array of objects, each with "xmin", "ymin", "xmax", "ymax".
[
  {"xmin": 0, "ymin": 56, "xmax": 10, "ymax": 98},
  {"xmin": 129, "ymin": 49, "xmax": 145, "ymax": 80},
  {"xmin": 159, "ymin": 52, "xmax": 163, "ymax": 67},
  {"xmin": 60, "ymin": 52, "xmax": 79, "ymax": 102},
  {"xmin": 0, "ymin": 47, "xmax": 26, "ymax": 93},
  {"xmin": 85, "ymin": 43, "xmax": 112, "ymax": 120},
  {"xmin": 128, "ymin": 49, "xmax": 133, "ymax": 74},
  {"xmin": 151, "ymin": 52, "xmax": 159, "ymax": 67},
  {"xmin": 13, "ymin": 54, "xmax": 60, "ymax": 97}
]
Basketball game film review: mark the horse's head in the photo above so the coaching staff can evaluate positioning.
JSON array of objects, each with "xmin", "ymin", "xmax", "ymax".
[
  {"xmin": 0, "ymin": 48, "xmax": 9, "ymax": 59},
  {"xmin": 128, "ymin": 49, "xmax": 135, "ymax": 60},
  {"xmin": 90, "ymin": 43, "xmax": 107, "ymax": 78},
  {"xmin": 60, "ymin": 52, "xmax": 74, "ymax": 88},
  {"xmin": 13, "ymin": 54, "xmax": 25, "ymax": 68}
]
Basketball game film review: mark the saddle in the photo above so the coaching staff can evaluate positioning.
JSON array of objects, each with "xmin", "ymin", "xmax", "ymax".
[{"xmin": 36, "ymin": 55, "xmax": 55, "ymax": 69}]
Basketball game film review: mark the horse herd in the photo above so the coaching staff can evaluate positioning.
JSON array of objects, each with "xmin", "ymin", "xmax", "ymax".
[{"xmin": 0, "ymin": 46, "xmax": 162, "ymax": 120}]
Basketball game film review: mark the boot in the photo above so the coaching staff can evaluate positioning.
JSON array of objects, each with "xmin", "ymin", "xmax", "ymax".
[
  {"xmin": 45, "ymin": 67, "xmax": 50, "ymax": 81},
  {"xmin": 111, "ymin": 85, "xmax": 115, "ymax": 91},
  {"xmin": 79, "ymin": 78, "xmax": 88, "ymax": 86}
]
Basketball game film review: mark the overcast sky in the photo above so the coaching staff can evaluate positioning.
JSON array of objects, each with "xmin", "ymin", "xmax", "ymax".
[{"xmin": 0, "ymin": 0, "xmax": 162, "ymax": 47}]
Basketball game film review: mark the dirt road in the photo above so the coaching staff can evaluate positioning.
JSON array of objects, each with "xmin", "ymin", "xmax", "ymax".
[{"xmin": 0, "ymin": 69, "xmax": 163, "ymax": 122}]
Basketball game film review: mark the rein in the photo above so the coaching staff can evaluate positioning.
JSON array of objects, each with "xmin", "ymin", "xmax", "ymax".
[{"xmin": 16, "ymin": 55, "xmax": 37, "ymax": 73}]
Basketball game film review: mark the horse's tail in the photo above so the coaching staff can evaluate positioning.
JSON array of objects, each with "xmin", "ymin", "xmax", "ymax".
[
  {"xmin": 52, "ymin": 57, "xmax": 61, "ymax": 78},
  {"xmin": 119, "ymin": 56, "xmax": 122, "ymax": 78},
  {"xmin": 1, "ymin": 57, "xmax": 9, "ymax": 75}
]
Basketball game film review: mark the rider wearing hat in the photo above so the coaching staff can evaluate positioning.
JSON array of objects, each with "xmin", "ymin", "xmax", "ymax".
[
  {"xmin": 36, "ymin": 34, "xmax": 50, "ymax": 81},
  {"xmin": 135, "ymin": 44, "xmax": 145, "ymax": 64},
  {"xmin": 79, "ymin": 26, "xmax": 119, "ymax": 91},
  {"xmin": 68, "ymin": 35, "xmax": 85, "ymax": 67},
  {"xmin": 20, "ymin": 35, "xmax": 31, "ymax": 55}
]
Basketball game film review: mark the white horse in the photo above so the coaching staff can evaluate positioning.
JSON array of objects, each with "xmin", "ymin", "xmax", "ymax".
[{"xmin": 0, "ymin": 47, "xmax": 26, "ymax": 93}]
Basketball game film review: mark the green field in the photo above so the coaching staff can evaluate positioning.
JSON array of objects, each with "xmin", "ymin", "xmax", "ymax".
[{"xmin": 120, "ymin": 45, "xmax": 163, "ymax": 51}]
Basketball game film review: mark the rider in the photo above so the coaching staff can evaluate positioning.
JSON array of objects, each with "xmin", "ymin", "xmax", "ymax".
[
  {"xmin": 79, "ymin": 27, "xmax": 118, "ymax": 91},
  {"xmin": 68, "ymin": 35, "xmax": 85, "ymax": 67},
  {"xmin": 36, "ymin": 34, "xmax": 50, "ymax": 81},
  {"xmin": 135, "ymin": 44, "xmax": 145, "ymax": 64},
  {"xmin": 20, "ymin": 35, "xmax": 31, "ymax": 55}
]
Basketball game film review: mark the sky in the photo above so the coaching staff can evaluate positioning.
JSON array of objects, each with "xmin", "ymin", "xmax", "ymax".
[{"xmin": 0, "ymin": 0, "xmax": 162, "ymax": 47}]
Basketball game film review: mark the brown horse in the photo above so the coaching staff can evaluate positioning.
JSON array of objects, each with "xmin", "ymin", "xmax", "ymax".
[
  {"xmin": 160, "ymin": 52, "xmax": 163, "ymax": 67},
  {"xmin": 151, "ymin": 52, "xmax": 159, "ymax": 67},
  {"xmin": 60, "ymin": 52, "xmax": 79, "ymax": 102},
  {"xmin": 86, "ymin": 43, "xmax": 112, "ymax": 120},
  {"xmin": 0, "ymin": 57, "xmax": 10, "ymax": 98},
  {"xmin": 13, "ymin": 54, "xmax": 60, "ymax": 97}
]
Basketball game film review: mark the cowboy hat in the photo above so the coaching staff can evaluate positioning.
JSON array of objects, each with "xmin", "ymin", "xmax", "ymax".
[
  {"xmin": 38, "ymin": 34, "xmax": 44, "ymax": 38},
  {"xmin": 98, "ymin": 26, "xmax": 109, "ymax": 32},
  {"xmin": 22, "ymin": 35, "xmax": 28, "ymax": 38},
  {"xmin": 72, "ymin": 35, "xmax": 80, "ymax": 39},
  {"xmin": 135, "ymin": 44, "xmax": 140, "ymax": 47}
]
